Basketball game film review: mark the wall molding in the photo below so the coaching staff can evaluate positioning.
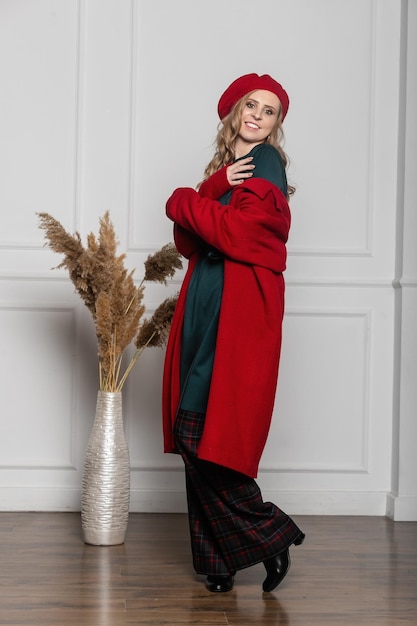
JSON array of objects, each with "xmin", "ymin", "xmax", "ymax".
[
  {"xmin": 386, "ymin": 493, "xmax": 417, "ymax": 522},
  {"xmin": 0, "ymin": 273, "xmax": 399, "ymax": 289},
  {"xmin": 0, "ymin": 305, "xmax": 78, "ymax": 470},
  {"xmin": 0, "ymin": 486, "xmax": 389, "ymax": 516},
  {"xmin": 0, "ymin": 487, "xmax": 81, "ymax": 512},
  {"xmin": 0, "ymin": 0, "xmax": 82, "ymax": 248}
]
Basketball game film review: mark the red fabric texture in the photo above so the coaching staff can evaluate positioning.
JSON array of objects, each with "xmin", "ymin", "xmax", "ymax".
[{"xmin": 162, "ymin": 172, "xmax": 291, "ymax": 478}]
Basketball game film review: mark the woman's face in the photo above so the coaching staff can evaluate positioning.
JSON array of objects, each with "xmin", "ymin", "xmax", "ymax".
[{"xmin": 235, "ymin": 89, "xmax": 280, "ymax": 156}]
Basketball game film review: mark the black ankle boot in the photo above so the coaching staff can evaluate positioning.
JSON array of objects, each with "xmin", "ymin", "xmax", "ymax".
[
  {"xmin": 206, "ymin": 574, "xmax": 234, "ymax": 592},
  {"xmin": 294, "ymin": 532, "xmax": 306, "ymax": 545},
  {"xmin": 262, "ymin": 549, "xmax": 291, "ymax": 592}
]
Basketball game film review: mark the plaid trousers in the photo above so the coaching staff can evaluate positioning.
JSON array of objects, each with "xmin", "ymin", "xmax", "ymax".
[{"xmin": 173, "ymin": 408, "xmax": 304, "ymax": 576}]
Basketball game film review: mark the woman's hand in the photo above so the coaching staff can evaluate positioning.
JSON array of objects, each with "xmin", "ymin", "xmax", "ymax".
[{"xmin": 226, "ymin": 157, "xmax": 255, "ymax": 186}]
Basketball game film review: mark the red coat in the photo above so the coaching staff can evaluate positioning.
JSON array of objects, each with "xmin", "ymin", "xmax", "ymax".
[{"xmin": 162, "ymin": 166, "xmax": 291, "ymax": 477}]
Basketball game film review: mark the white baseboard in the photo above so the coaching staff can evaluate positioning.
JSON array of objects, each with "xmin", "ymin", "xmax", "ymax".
[
  {"xmin": 386, "ymin": 493, "xmax": 417, "ymax": 521},
  {"xmin": 0, "ymin": 487, "xmax": 81, "ymax": 512},
  {"xmin": 261, "ymin": 490, "xmax": 388, "ymax": 516},
  {"xmin": 130, "ymin": 489, "xmax": 187, "ymax": 513},
  {"xmin": 1, "ymin": 488, "xmax": 415, "ymax": 520},
  {"xmin": 129, "ymin": 488, "xmax": 388, "ymax": 516}
]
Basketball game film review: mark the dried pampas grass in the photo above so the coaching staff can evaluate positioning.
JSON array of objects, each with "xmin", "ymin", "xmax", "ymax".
[{"xmin": 38, "ymin": 211, "xmax": 182, "ymax": 391}]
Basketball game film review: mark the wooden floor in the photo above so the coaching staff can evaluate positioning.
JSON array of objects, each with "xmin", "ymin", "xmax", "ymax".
[{"xmin": 0, "ymin": 513, "xmax": 416, "ymax": 625}]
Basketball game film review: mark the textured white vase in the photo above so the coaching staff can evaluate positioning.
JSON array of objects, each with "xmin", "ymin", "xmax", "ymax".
[{"xmin": 81, "ymin": 391, "xmax": 130, "ymax": 545}]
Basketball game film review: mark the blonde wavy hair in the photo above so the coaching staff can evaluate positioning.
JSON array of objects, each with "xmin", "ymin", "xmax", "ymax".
[{"xmin": 202, "ymin": 91, "xmax": 295, "ymax": 197}]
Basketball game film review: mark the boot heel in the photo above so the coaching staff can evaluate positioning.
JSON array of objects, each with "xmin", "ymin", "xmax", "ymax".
[
  {"xmin": 262, "ymin": 549, "xmax": 291, "ymax": 592},
  {"xmin": 294, "ymin": 532, "xmax": 305, "ymax": 546}
]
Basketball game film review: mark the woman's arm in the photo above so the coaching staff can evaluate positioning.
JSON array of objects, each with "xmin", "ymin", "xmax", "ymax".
[
  {"xmin": 173, "ymin": 224, "xmax": 203, "ymax": 259},
  {"xmin": 198, "ymin": 166, "xmax": 230, "ymax": 199},
  {"xmin": 198, "ymin": 158, "xmax": 254, "ymax": 199},
  {"xmin": 166, "ymin": 178, "xmax": 290, "ymax": 271}
]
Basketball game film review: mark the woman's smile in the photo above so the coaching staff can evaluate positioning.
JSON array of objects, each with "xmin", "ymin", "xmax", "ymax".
[{"xmin": 245, "ymin": 121, "xmax": 261, "ymax": 130}]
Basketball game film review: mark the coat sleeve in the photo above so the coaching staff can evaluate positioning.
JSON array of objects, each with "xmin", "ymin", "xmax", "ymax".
[
  {"xmin": 166, "ymin": 178, "xmax": 291, "ymax": 272},
  {"xmin": 198, "ymin": 165, "xmax": 232, "ymax": 199},
  {"xmin": 173, "ymin": 167, "xmax": 231, "ymax": 257},
  {"xmin": 173, "ymin": 224, "xmax": 203, "ymax": 259}
]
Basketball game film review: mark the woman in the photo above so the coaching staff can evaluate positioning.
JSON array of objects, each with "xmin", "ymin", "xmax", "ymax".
[{"xmin": 162, "ymin": 73, "xmax": 305, "ymax": 593}]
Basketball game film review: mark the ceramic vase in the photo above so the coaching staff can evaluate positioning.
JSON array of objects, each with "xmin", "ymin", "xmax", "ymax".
[{"xmin": 81, "ymin": 390, "xmax": 130, "ymax": 545}]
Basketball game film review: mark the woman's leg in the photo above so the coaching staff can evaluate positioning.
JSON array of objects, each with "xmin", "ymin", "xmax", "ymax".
[
  {"xmin": 174, "ymin": 409, "xmax": 231, "ymax": 576},
  {"xmin": 174, "ymin": 409, "xmax": 304, "ymax": 576},
  {"xmin": 184, "ymin": 469, "xmax": 232, "ymax": 575}
]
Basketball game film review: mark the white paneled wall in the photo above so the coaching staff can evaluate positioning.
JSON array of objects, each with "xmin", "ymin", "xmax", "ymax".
[{"xmin": 0, "ymin": 0, "xmax": 415, "ymax": 519}]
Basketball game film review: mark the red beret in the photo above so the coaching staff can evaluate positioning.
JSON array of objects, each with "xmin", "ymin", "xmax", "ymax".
[{"xmin": 217, "ymin": 73, "xmax": 289, "ymax": 121}]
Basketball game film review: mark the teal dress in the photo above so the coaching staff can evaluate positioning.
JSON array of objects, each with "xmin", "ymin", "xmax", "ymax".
[{"xmin": 179, "ymin": 143, "xmax": 288, "ymax": 413}]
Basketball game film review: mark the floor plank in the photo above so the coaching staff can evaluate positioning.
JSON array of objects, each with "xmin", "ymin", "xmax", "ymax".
[{"xmin": 0, "ymin": 512, "xmax": 415, "ymax": 625}]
